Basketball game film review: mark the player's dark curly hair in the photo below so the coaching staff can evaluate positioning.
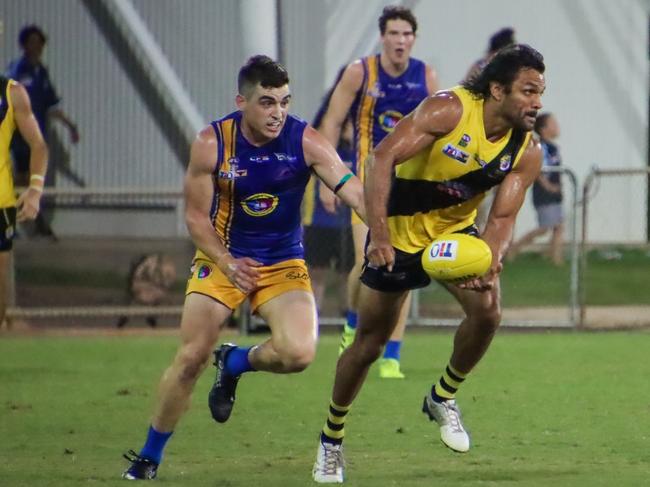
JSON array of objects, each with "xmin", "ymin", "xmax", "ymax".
[
  {"xmin": 18, "ymin": 24, "xmax": 47, "ymax": 47},
  {"xmin": 378, "ymin": 5, "xmax": 417, "ymax": 35},
  {"xmin": 238, "ymin": 55, "xmax": 289, "ymax": 97},
  {"xmin": 462, "ymin": 44, "xmax": 545, "ymax": 99}
]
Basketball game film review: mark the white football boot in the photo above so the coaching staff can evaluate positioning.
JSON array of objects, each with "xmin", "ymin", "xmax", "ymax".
[
  {"xmin": 422, "ymin": 394, "xmax": 470, "ymax": 452},
  {"xmin": 312, "ymin": 440, "xmax": 345, "ymax": 483}
]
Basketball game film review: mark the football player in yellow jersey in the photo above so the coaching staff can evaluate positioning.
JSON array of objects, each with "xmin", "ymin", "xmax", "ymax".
[
  {"xmin": 320, "ymin": 5, "xmax": 439, "ymax": 379},
  {"xmin": 313, "ymin": 45, "xmax": 545, "ymax": 483},
  {"xmin": 0, "ymin": 76, "xmax": 48, "ymax": 327}
]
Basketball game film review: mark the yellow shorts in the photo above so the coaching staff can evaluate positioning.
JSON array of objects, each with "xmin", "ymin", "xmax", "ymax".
[{"xmin": 185, "ymin": 258, "xmax": 312, "ymax": 312}]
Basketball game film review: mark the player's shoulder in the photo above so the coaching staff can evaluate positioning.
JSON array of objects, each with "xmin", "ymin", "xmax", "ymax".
[
  {"xmin": 413, "ymin": 90, "xmax": 463, "ymax": 136},
  {"xmin": 339, "ymin": 60, "xmax": 365, "ymax": 89}
]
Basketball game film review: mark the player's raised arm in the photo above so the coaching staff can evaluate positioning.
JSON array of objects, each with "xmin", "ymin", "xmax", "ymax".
[
  {"xmin": 303, "ymin": 125, "xmax": 365, "ymax": 223},
  {"xmin": 12, "ymin": 82, "xmax": 48, "ymax": 222},
  {"xmin": 365, "ymin": 91, "xmax": 462, "ymax": 270},
  {"xmin": 184, "ymin": 126, "xmax": 260, "ymax": 292},
  {"xmin": 318, "ymin": 62, "xmax": 364, "ymax": 147}
]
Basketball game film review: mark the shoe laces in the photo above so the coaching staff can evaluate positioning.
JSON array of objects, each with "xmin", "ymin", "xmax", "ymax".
[
  {"xmin": 319, "ymin": 443, "xmax": 344, "ymax": 475},
  {"xmin": 442, "ymin": 401, "xmax": 464, "ymax": 433}
]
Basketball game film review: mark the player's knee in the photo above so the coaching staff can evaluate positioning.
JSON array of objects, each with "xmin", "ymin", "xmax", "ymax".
[
  {"xmin": 279, "ymin": 343, "xmax": 316, "ymax": 372},
  {"xmin": 176, "ymin": 346, "xmax": 211, "ymax": 383},
  {"xmin": 469, "ymin": 307, "xmax": 501, "ymax": 334},
  {"xmin": 353, "ymin": 333, "xmax": 385, "ymax": 364}
]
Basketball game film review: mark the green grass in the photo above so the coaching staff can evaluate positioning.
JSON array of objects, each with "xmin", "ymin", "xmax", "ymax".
[{"xmin": 1, "ymin": 331, "xmax": 649, "ymax": 486}]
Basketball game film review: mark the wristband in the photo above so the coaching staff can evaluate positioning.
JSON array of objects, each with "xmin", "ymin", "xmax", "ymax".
[
  {"xmin": 333, "ymin": 173, "xmax": 353, "ymax": 195},
  {"xmin": 30, "ymin": 174, "xmax": 45, "ymax": 182},
  {"xmin": 28, "ymin": 184, "xmax": 44, "ymax": 193}
]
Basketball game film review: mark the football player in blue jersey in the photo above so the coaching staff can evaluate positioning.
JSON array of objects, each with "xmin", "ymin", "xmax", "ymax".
[{"xmin": 122, "ymin": 55, "xmax": 365, "ymax": 480}]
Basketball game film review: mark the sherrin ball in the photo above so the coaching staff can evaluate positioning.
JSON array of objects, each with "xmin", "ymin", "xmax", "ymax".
[{"xmin": 421, "ymin": 234, "xmax": 492, "ymax": 282}]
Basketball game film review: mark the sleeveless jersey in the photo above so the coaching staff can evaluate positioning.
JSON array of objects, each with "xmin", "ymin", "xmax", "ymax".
[
  {"xmin": 349, "ymin": 55, "xmax": 429, "ymax": 174},
  {"xmin": 194, "ymin": 111, "xmax": 310, "ymax": 266},
  {"xmin": 387, "ymin": 86, "xmax": 531, "ymax": 253},
  {"xmin": 0, "ymin": 77, "xmax": 17, "ymax": 208}
]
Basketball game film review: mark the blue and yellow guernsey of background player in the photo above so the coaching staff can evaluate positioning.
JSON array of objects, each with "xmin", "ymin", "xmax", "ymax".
[{"xmin": 122, "ymin": 55, "xmax": 365, "ymax": 481}]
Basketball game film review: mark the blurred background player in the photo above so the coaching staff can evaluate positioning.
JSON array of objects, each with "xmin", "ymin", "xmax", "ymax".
[
  {"xmin": 122, "ymin": 55, "xmax": 365, "ymax": 480},
  {"xmin": 6, "ymin": 24, "xmax": 79, "ymax": 239},
  {"xmin": 0, "ymin": 75, "xmax": 48, "ymax": 328},
  {"xmin": 508, "ymin": 112, "xmax": 564, "ymax": 265},
  {"xmin": 302, "ymin": 94, "xmax": 355, "ymax": 313},
  {"xmin": 464, "ymin": 27, "xmax": 516, "ymax": 82},
  {"xmin": 318, "ymin": 5, "xmax": 438, "ymax": 378}
]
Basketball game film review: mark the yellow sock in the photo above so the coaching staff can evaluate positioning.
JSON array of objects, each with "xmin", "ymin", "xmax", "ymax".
[
  {"xmin": 432, "ymin": 363, "xmax": 467, "ymax": 401},
  {"xmin": 321, "ymin": 400, "xmax": 350, "ymax": 444}
]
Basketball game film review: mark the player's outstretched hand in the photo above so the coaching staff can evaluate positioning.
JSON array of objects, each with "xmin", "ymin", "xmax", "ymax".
[
  {"xmin": 218, "ymin": 256, "xmax": 262, "ymax": 293},
  {"xmin": 456, "ymin": 261, "xmax": 503, "ymax": 292}
]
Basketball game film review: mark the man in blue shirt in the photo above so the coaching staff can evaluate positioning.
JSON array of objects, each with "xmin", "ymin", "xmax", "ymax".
[{"xmin": 6, "ymin": 25, "xmax": 79, "ymax": 237}]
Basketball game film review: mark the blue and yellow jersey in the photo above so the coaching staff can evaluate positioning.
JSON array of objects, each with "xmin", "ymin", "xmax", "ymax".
[
  {"xmin": 194, "ymin": 111, "xmax": 310, "ymax": 265},
  {"xmin": 302, "ymin": 144, "xmax": 353, "ymax": 229},
  {"xmin": 349, "ymin": 55, "xmax": 429, "ymax": 177},
  {"xmin": 0, "ymin": 76, "xmax": 17, "ymax": 208},
  {"xmin": 387, "ymin": 86, "xmax": 531, "ymax": 253}
]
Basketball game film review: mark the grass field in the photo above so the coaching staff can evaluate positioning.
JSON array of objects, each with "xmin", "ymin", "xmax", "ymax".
[{"xmin": 1, "ymin": 330, "xmax": 649, "ymax": 486}]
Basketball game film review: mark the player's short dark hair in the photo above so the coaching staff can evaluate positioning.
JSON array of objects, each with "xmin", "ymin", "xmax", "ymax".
[
  {"xmin": 238, "ymin": 55, "xmax": 289, "ymax": 98},
  {"xmin": 462, "ymin": 44, "xmax": 545, "ymax": 99},
  {"xmin": 378, "ymin": 5, "xmax": 417, "ymax": 35},
  {"xmin": 488, "ymin": 27, "xmax": 515, "ymax": 53},
  {"xmin": 534, "ymin": 112, "xmax": 552, "ymax": 134},
  {"xmin": 18, "ymin": 24, "xmax": 47, "ymax": 47}
]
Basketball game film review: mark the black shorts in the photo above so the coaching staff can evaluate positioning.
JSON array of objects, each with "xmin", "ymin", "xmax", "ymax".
[
  {"xmin": 0, "ymin": 207, "xmax": 17, "ymax": 252},
  {"xmin": 303, "ymin": 225, "xmax": 354, "ymax": 272},
  {"xmin": 360, "ymin": 225, "xmax": 479, "ymax": 293}
]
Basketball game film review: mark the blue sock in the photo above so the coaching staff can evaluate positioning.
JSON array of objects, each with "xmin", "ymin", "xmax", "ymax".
[
  {"xmin": 139, "ymin": 425, "xmax": 173, "ymax": 464},
  {"xmin": 225, "ymin": 346, "xmax": 255, "ymax": 376},
  {"xmin": 345, "ymin": 310, "xmax": 357, "ymax": 329},
  {"xmin": 383, "ymin": 340, "xmax": 402, "ymax": 361}
]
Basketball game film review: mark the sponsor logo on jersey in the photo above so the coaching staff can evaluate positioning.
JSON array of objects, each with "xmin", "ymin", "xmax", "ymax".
[
  {"xmin": 442, "ymin": 144, "xmax": 469, "ymax": 163},
  {"xmin": 241, "ymin": 193, "xmax": 279, "ymax": 217},
  {"xmin": 405, "ymin": 81, "xmax": 422, "ymax": 90},
  {"xmin": 458, "ymin": 134, "xmax": 471, "ymax": 147},
  {"xmin": 427, "ymin": 240, "xmax": 458, "ymax": 261},
  {"xmin": 274, "ymin": 152, "xmax": 297, "ymax": 162},
  {"xmin": 250, "ymin": 155, "xmax": 270, "ymax": 163},
  {"xmin": 473, "ymin": 153, "xmax": 487, "ymax": 167},
  {"xmin": 378, "ymin": 110, "xmax": 403, "ymax": 132}
]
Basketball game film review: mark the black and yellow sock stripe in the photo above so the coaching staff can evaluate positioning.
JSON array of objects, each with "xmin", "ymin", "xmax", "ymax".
[
  {"xmin": 432, "ymin": 363, "xmax": 467, "ymax": 401},
  {"xmin": 321, "ymin": 400, "xmax": 350, "ymax": 445}
]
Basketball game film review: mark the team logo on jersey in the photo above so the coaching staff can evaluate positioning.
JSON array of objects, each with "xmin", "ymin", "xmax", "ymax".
[
  {"xmin": 442, "ymin": 144, "xmax": 469, "ymax": 163},
  {"xmin": 428, "ymin": 240, "xmax": 458, "ymax": 261},
  {"xmin": 378, "ymin": 110, "xmax": 403, "ymax": 132},
  {"xmin": 499, "ymin": 154, "xmax": 512, "ymax": 171},
  {"xmin": 241, "ymin": 193, "xmax": 279, "ymax": 216},
  {"xmin": 197, "ymin": 264, "xmax": 212, "ymax": 279},
  {"xmin": 458, "ymin": 134, "xmax": 471, "ymax": 147},
  {"xmin": 250, "ymin": 155, "xmax": 270, "ymax": 163}
]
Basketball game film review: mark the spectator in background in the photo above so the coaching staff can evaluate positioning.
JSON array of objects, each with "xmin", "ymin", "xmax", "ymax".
[
  {"xmin": 464, "ymin": 27, "xmax": 516, "ymax": 82},
  {"xmin": 6, "ymin": 24, "xmax": 79, "ymax": 239},
  {"xmin": 508, "ymin": 113, "xmax": 564, "ymax": 266}
]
